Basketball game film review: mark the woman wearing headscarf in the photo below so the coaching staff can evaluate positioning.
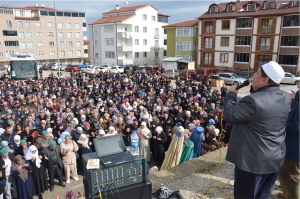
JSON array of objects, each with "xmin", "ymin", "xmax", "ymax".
[
  {"xmin": 107, "ymin": 126, "xmax": 118, "ymax": 136},
  {"xmin": 122, "ymin": 125, "xmax": 132, "ymax": 147},
  {"xmin": 152, "ymin": 126, "xmax": 167, "ymax": 165},
  {"xmin": 25, "ymin": 145, "xmax": 48, "ymax": 199},
  {"xmin": 11, "ymin": 155, "xmax": 35, "ymax": 199},
  {"xmin": 189, "ymin": 126, "xmax": 204, "ymax": 158},
  {"xmin": 137, "ymin": 122, "xmax": 152, "ymax": 162},
  {"xmin": 77, "ymin": 134, "xmax": 93, "ymax": 175},
  {"xmin": 12, "ymin": 135, "xmax": 21, "ymax": 156},
  {"xmin": 57, "ymin": 131, "xmax": 70, "ymax": 145}
]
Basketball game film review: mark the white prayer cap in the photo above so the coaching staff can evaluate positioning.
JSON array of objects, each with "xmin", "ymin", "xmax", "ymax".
[{"xmin": 262, "ymin": 61, "xmax": 285, "ymax": 83}]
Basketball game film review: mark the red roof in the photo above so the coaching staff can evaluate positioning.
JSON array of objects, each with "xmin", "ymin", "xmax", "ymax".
[
  {"xmin": 158, "ymin": 13, "xmax": 170, "ymax": 17},
  {"xmin": 163, "ymin": 19, "xmax": 198, "ymax": 28},
  {"xmin": 14, "ymin": 6, "xmax": 56, "ymax": 11},
  {"xmin": 103, "ymin": 4, "xmax": 157, "ymax": 14},
  {"xmin": 89, "ymin": 14, "xmax": 135, "ymax": 25}
]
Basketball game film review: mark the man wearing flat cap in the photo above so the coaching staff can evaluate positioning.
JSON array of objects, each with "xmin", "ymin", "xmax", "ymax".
[
  {"xmin": 35, "ymin": 130, "xmax": 53, "ymax": 151},
  {"xmin": 224, "ymin": 61, "xmax": 291, "ymax": 198}
]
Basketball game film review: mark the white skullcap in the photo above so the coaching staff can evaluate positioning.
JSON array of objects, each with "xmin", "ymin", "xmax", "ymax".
[
  {"xmin": 47, "ymin": 128, "xmax": 53, "ymax": 132},
  {"xmin": 262, "ymin": 61, "xmax": 285, "ymax": 83},
  {"xmin": 99, "ymin": 130, "xmax": 105, "ymax": 135},
  {"xmin": 141, "ymin": 122, "xmax": 146, "ymax": 126}
]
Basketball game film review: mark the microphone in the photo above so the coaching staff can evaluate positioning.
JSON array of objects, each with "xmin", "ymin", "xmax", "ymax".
[{"xmin": 236, "ymin": 80, "xmax": 250, "ymax": 90}]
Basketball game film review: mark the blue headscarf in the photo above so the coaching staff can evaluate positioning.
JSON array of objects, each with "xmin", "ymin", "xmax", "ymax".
[
  {"xmin": 126, "ymin": 116, "xmax": 133, "ymax": 125},
  {"xmin": 57, "ymin": 131, "xmax": 70, "ymax": 144},
  {"xmin": 189, "ymin": 126, "xmax": 204, "ymax": 158}
]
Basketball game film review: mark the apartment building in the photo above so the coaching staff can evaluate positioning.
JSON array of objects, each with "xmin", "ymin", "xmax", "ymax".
[
  {"xmin": 163, "ymin": 19, "xmax": 198, "ymax": 62},
  {"xmin": 89, "ymin": 4, "xmax": 169, "ymax": 66},
  {"xmin": 198, "ymin": 0, "xmax": 300, "ymax": 73},
  {"xmin": 0, "ymin": 4, "xmax": 87, "ymax": 66}
]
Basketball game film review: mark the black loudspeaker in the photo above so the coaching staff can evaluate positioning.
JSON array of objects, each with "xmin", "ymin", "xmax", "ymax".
[{"xmin": 84, "ymin": 178, "xmax": 152, "ymax": 199}]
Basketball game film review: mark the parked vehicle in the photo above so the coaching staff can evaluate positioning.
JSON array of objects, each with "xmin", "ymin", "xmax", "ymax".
[
  {"xmin": 99, "ymin": 65, "xmax": 111, "ymax": 72},
  {"xmin": 110, "ymin": 66, "xmax": 124, "ymax": 73},
  {"xmin": 196, "ymin": 68, "xmax": 218, "ymax": 81},
  {"xmin": 214, "ymin": 73, "xmax": 246, "ymax": 86},
  {"xmin": 179, "ymin": 70, "xmax": 196, "ymax": 79},
  {"xmin": 235, "ymin": 71, "xmax": 253, "ymax": 80},
  {"xmin": 124, "ymin": 65, "xmax": 139, "ymax": 73},
  {"xmin": 60, "ymin": 64, "xmax": 68, "ymax": 71},
  {"xmin": 36, "ymin": 64, "xmax": 43, "ymax": 71},
  {"xmin": 145, "ymin": 66, "xmax": 159, "ymax": 74},
  {"xmin": 82, "ymin": 65, "xmax": 96, "ymax": 74},
  {"xmin": 51, "ymin": 63, "xmax": 62, "ymax": 70},
  {"xmin": 0, "ymin": 64, "xmax": 5, "ymax": 71},
  {"xmin": 136, "ymin": 66, "xmax": 146, "ymax": 73},
  {"xmin": 281, "ymin": 72, "xmax": 300, "ymax": 85},
  {"xmin": 65, "ymin": 64, "xmax": 80, "ymax": 72},
  {"xmin": 78, "ymin": 64, "xmax": 87, "ymax": 69},
  {"xmin": 164, "ymin": 69, "xmax": 179, "ymax": 79}
]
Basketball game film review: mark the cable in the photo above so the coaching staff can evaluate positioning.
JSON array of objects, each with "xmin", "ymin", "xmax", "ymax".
[
  {"xmin": 106, "ymin": 184, "xmax": 114, "ymax": 197},
  {"xmin": 111, "ymin": 183, "xmax": 121, "ymax": 199},
  {"xmin": 96, "ymin": 185, "xmax": 103, "ymax": 199},
  {"xmin": 103, "ymin": 185, "xmax": 107, "ymax": 199}
]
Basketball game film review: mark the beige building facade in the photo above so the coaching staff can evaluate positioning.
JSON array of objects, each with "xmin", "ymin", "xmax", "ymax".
[{"xmin": 0, "ymin": 4, "xmax": 87, "ymax": 66}]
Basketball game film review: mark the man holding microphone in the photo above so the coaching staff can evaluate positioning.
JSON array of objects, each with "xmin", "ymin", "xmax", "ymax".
[{"xmin": 224, "ymin": 61, "xmax": 291, "ymax": 198}]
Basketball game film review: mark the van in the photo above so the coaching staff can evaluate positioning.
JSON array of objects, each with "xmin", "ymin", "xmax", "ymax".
[{"xmin": 196, "ymin": 68, "xmax": 218, "ymax": 81}]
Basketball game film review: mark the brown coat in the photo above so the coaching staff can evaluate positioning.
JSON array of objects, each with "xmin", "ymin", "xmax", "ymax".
[{"xmin": 60, "ymin": 140, "xmax": 78, "ymax": 164}]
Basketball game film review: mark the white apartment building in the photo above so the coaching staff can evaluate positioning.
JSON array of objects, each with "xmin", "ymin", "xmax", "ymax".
[
  {"xmin": 0, "ymin": 4, "xmax": 87, "ymax": 66},
  {"xmin": 89, "ymin": 4, "xmax": 169, "ymax": 66}
]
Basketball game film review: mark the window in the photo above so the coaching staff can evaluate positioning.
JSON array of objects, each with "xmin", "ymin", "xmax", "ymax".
[
  {"xmin": 205, "ymin": 21, "xmax": 213, "ymax": 33},
  {"xmin": 205, "ymin": 38, "xmax": 212, "ymax": 48},
  {"xmin": 236, "ymin": 18, "xmax": 252, "ymax": 28},
  {"xmin": 58, "ymin": 22, "xmax": 63, "ymax": 29},
  {"xmin": 158, "ymin": 16, "xmax": 168, "ymax": 23},
  {"xmin": 155, "ymin": 28, "xmax": 159, "ymax": 37},
  {"xmin": 2, "ymin": 30, "xmax": 17, "ymax": 36},
  {"xmin": 19, "ymin": 32, "xmax": 25, "ymax": 38},
  {"xmin": 36, "ymin": 32, "xmax": 42, "ymax": 37},
  {"xmin": 48, "ymin": 32, "xmax": 54, "ymax": 36},
  {"xmin": 39, "ymin": 51, "xmax": 44, "ymax": 56},
  {"xmin": 95, "ymin": 53, "xmax": 98, "ymax": 58},
  {"xmin": 77, "ymin": 50, "xmax": 81, "ymax": 56},
  {"xmin": 104, "ymin": 25, "xmax": 114, "ymax": 32},
  {"xmin": 228, "ymin": 5, "xmax": 236, "ymax": 11},
  {"xmin": 164, "ymin": 29, "xmax": 167, "ymax": 34},
  {"xmin": 18, "ymin": 21, "xmax": 23, "ymax": 28},
  {"xmin": 82, "ymin": 22, "xmax": 86, "ymax": 27},
  {"xmin": 135, "ymin": 39, "xmax": 139, "ymax": 46},
  {"xmin": 105, "ymin": 51, "xmax": 115, "ymax": 58},
  {"xmin": 155, "ymin": 52, "xmax": 159, "ymax": 60},
  {"xmin": 37, "ymin": 41, "xmax": 43, "ymax": 46},
  {"xmin": 94, "ymin": 40, "xmax": 97, "ymax": 46},
  {"xmin": 283, "ymin": 15, "xmax": 300, "ymax": 27},
  {"xmin": 204, "ymin": 53, "xmax": 212, "ymax": 64},
  {"xmin": 0, "ymin": 52, "xmax": 3, "ymax": 57},
  {"xmin": 258, "ymin": 55, "xmax": 269, "ymax": 66},
  {"xmin": 50, "ymin": 51, "xmax": 55, "ymax": 55},
  {"xmin": 20, "ymin": 42, "xmax": 26, "ymax": 49},
  {"xmin": 49, "ymin": 41, "xmax": 54, "ymax": 46},
  {"xmin": 60, "ymin": 50, "xmax": 65, "ymax": 57},
  {"xmin": 175, "ymin": 55, "xmax": 194, "ymax": 61},
  {"xmin": 143, "ymin": 27, "xmax": 147, "ymax": 33},
  {"xmin": 135, "ymin": 26, "xmax": 139, "ymax": 32},
  {"xmin": 143, "ymin": 52, "xmax": 147, "ymax": 57},
  {"xmin": 279, "ymin": 54, "xmax": 298, "ymax": 65},
  {"xmin": 48, "ymin": 22, "xmax": 52, "ymax": 27},
  {"xmin": 76, "ymin": 41, "xmax": 81, "ymax": 47},
  {"xmin": 0, "ymin": 42, "xmax": 1, "ymax": 47},
  {"xmin": 265, "ymin": 2, "xmax": 274, "ymax": 9},
  {"xmin": 135, "ymin": 52, "xmax": 139, "ymax": 58},
  {"xmin": 176, "ymin": 41, "xmax": 194, "ymax": 51},
  {"xmin": 152, "ymin": 16, "xmax": 156, "ymax": 21},
  {"xmin": 75, "ymin": 32, "xmax": 80, "ymax": 38},
  {"xmin": 260, "ymin": 38, "xmax": 271, "ymax": 50},
  {"xmin": 234, "ymin": 53, "xmax": 249, "ymax": 62},
  {"xmin": 27, "ymin": 42, "xmax": 33, "ymax": 48},
  {"xmin": 222, "ymin": 20, "xmax": 230, "ymax": 29},
  {"xmin": 67, "ymin": 23, "xmax": 71, "ymax": 29},
  {"xmin": 21, "ymin": 52, "xmax": 26, "ymax": 55},
  {"xmin": 26, "ymin": 32, "xmax": 32, "ymax": 39},
  {"xmin": 20, "ymin": 11, "xmax": 25, "ymax": 16},
  {"xmin": 247, "ymin": 4, "xmax": 256, "ymax": 11},
  {"xmin": 211, "ymin": 6, "xmax": 218, "ymax": 13},
  {"xmin": 164, "ymin": 39, "xmax": 167, "ymax": 45},
  {"xmin": 6, "ymin": 20, "xmax": 12, "ymax": 28},
  {"xmin": 69, "ymin": 50, "xmax": 73, "ymax": 56},
  {"xmin": 25, "ymin": 21, "xmax": 30, "ymax": 28},
  {"xmin": 235, "ymin": 36, "xmax": 251, "ymax": 45},
  {"xmin": 59, "ymin": 32, "xmax": 64, "ymax": 38},
  {"xmin": 143, "ymin": 39, "xmax": 147, "ymax": 46},
  {"xmin": 67, "ymin": 32, "xmax": 72, "ymax": 38},
  {"xmin": 93, "ymin": 27, "xmax": 97, "ymax": 33},
  {"xmin": 104, "ymin": 38, "xmax": 114, "ymax": 45},
  {"xmin": 60, "ymin": 41, "xmax": 64, "ymax": 47},
  {"xmin": 29, "ymin": 51, "xmax": 34, "ymax": 57},
  {"xmin": 4, "ymin": 41, "xmax": 19, "ymax": 46},
  {"xmin": 176, "ymin": 27, "xmax": 195, "ymax": 37},
  {"xmin": 262, "ymin": 19, "xmax": 273, "ymax": 32},
  {"xmin": 221, "ymin": 37, "xmax": 229, "ymax": 46},
  {"xmin": 294, "ymin": 0, "xmax": 300, "ymax": 6},
  {"xmin": 220, "ymin": 53, "xmax": 228, "ymax": 62},
  {"xmin": 155, "ymin": 40, "xmax": 159, "ymax": 48},
  {"xmin": 36, "ymin": 22, "xmax": 41, "ymax": 27},
  {"xmin": 281, "ymin": 35, "xmax": 299, "ymax": 46},
  {"xmin": 143, "ymin": 14, "xmax": 147, "ymax": 20},
  {"xmin": 68, "ymin": 41, "xmax": 73, "ymax": 47},
  {"xmin": 75, "ymin": 23, "xmax": 80, "ymax": 29}
]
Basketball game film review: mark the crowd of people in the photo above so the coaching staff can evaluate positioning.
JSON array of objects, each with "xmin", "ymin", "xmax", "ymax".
[{"xmin": 0, "ymin": 63, "xmax": 297, "ymax": 199}]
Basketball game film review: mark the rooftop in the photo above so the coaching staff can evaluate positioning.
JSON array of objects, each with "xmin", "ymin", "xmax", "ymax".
[
  {"xmin": 163, "ymin": 19, "xmax": 198, "ymax": 28},
  {"xmin": 103, "ymin": 4, "xmax": 157, "ymax": 14},
  {"xmin": 14, "ymin": 6, "xmax": 56, "ymax": 11},
  {"xmin": 89, "ymin": 14, "xmax": 135, "ymax": 25}
]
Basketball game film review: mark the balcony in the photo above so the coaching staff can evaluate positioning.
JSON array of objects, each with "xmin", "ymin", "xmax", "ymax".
[
  {"xmin": 84, "ymin": 53, "xmax": 88, "ymax": 58},
  {"xmin": 260, "ymin": 45, "xmax": 270, "ymax": 50},
  {"xmin": 205, "ymin": 27, "xmax": 213, "ymax": 33},
  {"xmin": 117, "ymin": 45, "xmax": 133, "ymax": 52},
  {"xmin": 154, "ymin": 45, "xmax": 160, "ymax": 50},
  {"xmin": 261, "ymin": 26, "xmax": 272, "ymax": 33},
  {"xmin": 154, "ymin": 56, "xmax": 160, "ymax": 60},
  {"xmin": 154, "ymin": 33, "xmax": 160, "ymax": 39},
  {"xmin": 117, "ymin": 31, "xmax": 132, "ymax": 39},
  {"xmin": 84, "ymin": 45, "xmax": 88, "ymax": 49},
  {"xmin": 83, "ymin": 27, "xmax": 87, "ymax": 32}
]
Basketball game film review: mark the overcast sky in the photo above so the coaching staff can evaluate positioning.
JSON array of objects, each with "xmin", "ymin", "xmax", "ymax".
[{"xmin": 4, "ymin": 0, "xmax": 225, "ymax": 24}]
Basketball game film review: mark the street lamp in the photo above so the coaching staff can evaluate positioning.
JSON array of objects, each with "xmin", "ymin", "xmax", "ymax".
[{"xmin": 54, "ymin": 0, "xmax": 61, "ymax": 79}]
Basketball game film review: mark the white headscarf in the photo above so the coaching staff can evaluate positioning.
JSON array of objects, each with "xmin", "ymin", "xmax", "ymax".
[
  {"xmin": 25, "ymin": 145, "xmax": 41, "ymax": 168},
  {"xmin": 14, "ymin": 135, "xmax": 21, "ymax": 145},
  {"xmin": 108, "ymin": 126, "xmax": 117, "ymax": 136},
  {"xmin": 77, "ymin": 134, "xmax": 89, "ymax": 149},
  {"xmin": 155, "ymin": 126, "xmax": 163, "ymax": 135}
]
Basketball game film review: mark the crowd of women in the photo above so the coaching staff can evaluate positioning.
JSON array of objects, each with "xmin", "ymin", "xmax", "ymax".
[{"xmin": 0, "ymin": 70, "xmax": 230, "ymax": 199}]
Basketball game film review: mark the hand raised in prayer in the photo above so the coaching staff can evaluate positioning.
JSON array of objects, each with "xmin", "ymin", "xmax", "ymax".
[
  {"xmin": 17, "ymin": 166, "xmax": 22, "ymax": 172},
  {"xmin": 89, "ymin": 142, "xmax": 92, "ymax": 145},
  {"xmin": 2, "ymin": 164, "xmax": 8, "ymax": 169},
  {"xmin": 24, "ymin": 163, "xmax": 29, "ymax": 167},
  {"xmin": 290, "ymin": 90, "xmax": 296, "ymax": 99},
  {"xmin": 157, "ymin": 138, "xmax": 161, "ymax": 141},
  {"xmin": 39, "ymin": 155, "xmax": 43, "ymax": 159},
  {"xmin": 153, "ymin": 136, "xmax": 157, "ymax": 139},
  {"xmin": 44, "ymin": 156, "xmax": 48, "ymax": 160},
  {"xmin": 0, "ymin": 171, "xmax": 2, "ymax": 178}
]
